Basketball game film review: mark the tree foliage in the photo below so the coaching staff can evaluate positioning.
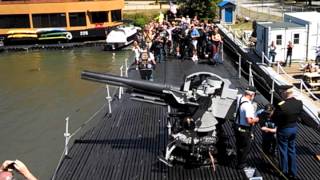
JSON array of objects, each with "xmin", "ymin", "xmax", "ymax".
[{"xmin": 176, "ymin": 0, "xmax": 222, "ymax": 19}]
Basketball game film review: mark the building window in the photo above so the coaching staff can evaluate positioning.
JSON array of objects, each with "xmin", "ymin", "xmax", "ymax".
[
  {"xmin": 32, "ymin": 13, "xmax": 66, "ymax": 28},
  {"xmin": 0, "ymin": 14, "xmax": 30, "ymax": 28},
  {"xmin": 91, "ymin": 11, "xmax": 108, "ymax": 23},
  {"xmin": 293, "ymin": 33, "xmax": 300, "ymax": 44},
  {"xmin": 69, "ymin": 12, "xmax": 86, "ymax": 27},
  {"xmin": 276, "ymin": 35, "xmax": 282, "ymax": 45},
  {"xmin": 111, "ymin": 10, "xmax": 122, "ymax": 22}
]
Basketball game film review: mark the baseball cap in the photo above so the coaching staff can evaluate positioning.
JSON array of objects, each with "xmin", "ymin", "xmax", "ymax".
[
  {"xmin": 278, "ymin": 85, "xmax": 293, "ymax": 91},
  {"xmin": 245, "ymin": 86, "xmax": 256, "ymax": 93}
]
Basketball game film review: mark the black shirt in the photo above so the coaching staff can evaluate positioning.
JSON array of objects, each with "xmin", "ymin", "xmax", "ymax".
[{"xmin": 272, "ymin": 97, "xmax": 303, "ymax": 129}]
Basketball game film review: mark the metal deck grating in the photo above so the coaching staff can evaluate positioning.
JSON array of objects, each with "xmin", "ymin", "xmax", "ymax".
[{"xmin": 55, "ymin": 58, "xmax": 320, "ymax": 180}]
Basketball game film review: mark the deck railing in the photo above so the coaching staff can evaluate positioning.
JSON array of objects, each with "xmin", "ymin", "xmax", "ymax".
[
  {"xmin": 52, "ymin": 55, "xmax": 131, "ymax": 180},
  {"xmin": 261, "ymin": 52, "xmax": 320, "ymax": 102}
]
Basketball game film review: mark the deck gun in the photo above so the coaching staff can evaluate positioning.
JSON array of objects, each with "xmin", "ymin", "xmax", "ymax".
[{"xmin": 81, "ymin": 70, "xmax": 238, "ymax": 166}]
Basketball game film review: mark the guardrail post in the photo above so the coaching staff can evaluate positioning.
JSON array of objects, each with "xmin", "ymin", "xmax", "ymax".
[
  {"xmin": 248, "ymin": 61, "xmax": 254, "ymax": 86},
  {"xmin": 64, "ymin": 117, "xmax": 70, "ymax": 156},
  {"xmin": 221, "ymin": 43, "xmax": 224, "ymax": 63},
  {"xmin": 237, "ymin": 52, "xmax": 241, "ymax": 79},
  {"xmin": 125, "ymin": 58, "xmax": 128, "ymax": 77},
  {"xmin": 277, "ymin": 61, "xmax": 280, "ymax": 73},
  {"xmin": 270, "ymin": 79, "xmax": 275, "ymax": 104},
  {"xmin": 106, "ymin": 85, "xmax": 112, "ymax": 114},
  {"xmin": 119, "ymin": 66, "xmax": 124, "ymax": 99}
]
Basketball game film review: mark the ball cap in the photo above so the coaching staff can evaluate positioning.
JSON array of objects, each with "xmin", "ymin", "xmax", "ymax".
[
  {"xmin": 245, "ymin": 86, "xmax": 256, "ymax": 93},
  {"xmin": 278, "ymin": 85, "xmax": 293, "ymax": 91}
]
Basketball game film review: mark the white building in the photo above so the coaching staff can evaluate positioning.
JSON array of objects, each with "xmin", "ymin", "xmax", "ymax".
[
  {"xmin": 255, "ymin": 22, "xmax": 307, "ymax": 63},
  {"xmin": 284, "ymin": 12, "xmax": 320, "ymax": 60}
]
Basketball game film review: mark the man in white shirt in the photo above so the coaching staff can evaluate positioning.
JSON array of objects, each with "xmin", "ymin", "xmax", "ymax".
[{"xmin": 234, "ymin": 86, "xmax": 259, "ymax": 169}]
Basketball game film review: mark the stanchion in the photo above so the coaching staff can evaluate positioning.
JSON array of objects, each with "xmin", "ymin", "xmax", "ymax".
[
  {"xmin": 125, "ymin": 58, "xmax": 128, "ymax": 77},
  {"xmin": 270, "ymin": 79, "xmax": 275, "ymax": 104},
  {"xmin": 248, "ymin": 61, "xmax": 254, "ymax": 86},
  {"xmin": 119, "ymin": 65, "xmax": 124, "ymax": 99},
  {"xmin": 106, "ymin": 84, "xmax": 112, "ymax": 114},
  {"xmin": 221, "ymin": 43, "xmax": 224, "ymax": 63},
  {"xmin": 64, "ymin": 117, "xmax": 70, "ymax": 156},
  {"xmin": 237, "ymin": 52, "xmax": 241, "ymax": 79}
]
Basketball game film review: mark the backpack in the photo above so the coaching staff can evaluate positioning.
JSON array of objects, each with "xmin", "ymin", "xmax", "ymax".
[{"xmin": 191, "ymin": 28, "xmax": 200, "ymax": 38}]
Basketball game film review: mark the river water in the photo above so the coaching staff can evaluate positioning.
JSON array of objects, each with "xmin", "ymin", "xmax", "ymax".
[{"xmin": 0, "ymin": 47, "xmax": 132, "ymax": 179}]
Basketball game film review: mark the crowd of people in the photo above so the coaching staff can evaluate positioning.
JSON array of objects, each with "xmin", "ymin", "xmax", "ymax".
[
  {"xmin": 132, "ymin": 16, "xmax": 224, "ymax": 80},
  {"xmin": 132, "ymin": 14, "xmax": 305, "ymax": 179}
]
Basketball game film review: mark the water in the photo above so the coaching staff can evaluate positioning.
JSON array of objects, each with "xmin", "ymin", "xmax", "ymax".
[{"xmin": 0, "ymin": 47, "xmax": 132, "ymax": 179}]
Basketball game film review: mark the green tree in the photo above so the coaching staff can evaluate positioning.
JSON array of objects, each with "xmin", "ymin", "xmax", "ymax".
[{"xmin": 176, "ymin": 0, "xmax": 222, "ymax": 19}]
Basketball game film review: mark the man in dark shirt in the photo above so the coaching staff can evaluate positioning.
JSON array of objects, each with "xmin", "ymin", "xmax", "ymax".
[{"xmin": 272, "ymin": 85, "xmax": 303, "ymax": 179}]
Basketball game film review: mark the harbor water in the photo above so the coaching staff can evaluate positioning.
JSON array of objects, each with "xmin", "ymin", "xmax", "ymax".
[{"xmin": 0, "ymin": 47, "xmax": 132, "ymax": 179}]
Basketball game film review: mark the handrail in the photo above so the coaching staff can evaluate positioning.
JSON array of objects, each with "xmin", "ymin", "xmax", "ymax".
[
  {"xmin": 52, "ymin": 55, "xmax": 135, "ymax": 179},
  {"xmin": 278, "ymin": 64, "xmax": 320, "ymax": 101}
]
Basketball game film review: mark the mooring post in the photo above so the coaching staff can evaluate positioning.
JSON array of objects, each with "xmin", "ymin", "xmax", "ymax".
[
  {"xmin": 106, "ymin": 84, "xmax": 112, "ymax": 114},
  {"xmin": 64, "ymin": 117, "xmax": 70, "ymax": 156}
]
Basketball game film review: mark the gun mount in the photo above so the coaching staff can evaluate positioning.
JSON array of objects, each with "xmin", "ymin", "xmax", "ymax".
[{"xmin": 81, "ymin": 70, "xmax": 238, "ymax": 167}]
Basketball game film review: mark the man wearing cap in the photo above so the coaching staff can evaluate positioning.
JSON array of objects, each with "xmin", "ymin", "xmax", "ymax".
[
  {"xmin": 272, "ymin": 85, "xmax": 302, "ymax": 179},
  {"xmin": 234, "ymin": 86, "xmax": 260, "ymax": 169}
]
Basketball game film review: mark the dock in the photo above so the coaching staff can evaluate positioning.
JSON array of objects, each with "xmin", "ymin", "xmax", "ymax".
[{"xmin": 0, "ymin": 41, "xmax": 106, "ymax": 52}]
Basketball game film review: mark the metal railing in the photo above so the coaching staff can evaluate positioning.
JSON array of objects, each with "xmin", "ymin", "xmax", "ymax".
[
  {"xmin": 52, "ymin": 57, "xmax": 131, "ymax": 180},
  {"xmin": 261, "ymin": 51, "xmax": 319, "ymax": 101}
]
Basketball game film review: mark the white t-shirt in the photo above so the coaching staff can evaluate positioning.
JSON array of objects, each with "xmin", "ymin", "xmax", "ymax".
[
  {"xmin": 236, "ymin": 95, "xmax": 255, "ymax": 127},
  {"xmin": 133, "ymin": 46, "xmax": 141, "ymax": 60}
]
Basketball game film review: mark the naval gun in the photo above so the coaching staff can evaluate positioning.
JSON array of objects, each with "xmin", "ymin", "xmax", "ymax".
[{"xmin": 81, "ymin": 70, "xmax": 238, "ymax": 166}]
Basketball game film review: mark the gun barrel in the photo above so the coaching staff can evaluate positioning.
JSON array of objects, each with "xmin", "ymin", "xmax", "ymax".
[{"xmin": 81, "ymin": 70, "xmax": 176, "ymax": 93}]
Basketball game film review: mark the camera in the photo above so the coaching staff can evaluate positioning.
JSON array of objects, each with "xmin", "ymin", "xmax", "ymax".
[
  {"xmin": 265, "ymin": 122, "xmax": 275, "ymax": 129},
  {"xmin": 3, "ymin": 163, "xmax": 15, "ymax": 171}
]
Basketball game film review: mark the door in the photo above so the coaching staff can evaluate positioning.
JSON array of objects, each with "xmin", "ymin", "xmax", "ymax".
[{"xmin": 225, "ymin": 8, "xmax": 233, "ymax": 23}]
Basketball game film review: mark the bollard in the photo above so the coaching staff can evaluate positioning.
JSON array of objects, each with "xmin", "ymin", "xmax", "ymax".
[
  {"xmin": 262, "ymin": 51, "xmax": 265, "ymax": 64},
  {"xmin": 237, "ymin": 53, "xmax": 241, "ymax": 79},
  {"xmin": 64, "ymin": 117, "xmax": 70, "ymax": 156}
]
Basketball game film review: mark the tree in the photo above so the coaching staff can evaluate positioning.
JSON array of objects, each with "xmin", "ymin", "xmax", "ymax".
[{"xmin": 176, "ymin": 0, "xmax": 222, "ymax": 19}]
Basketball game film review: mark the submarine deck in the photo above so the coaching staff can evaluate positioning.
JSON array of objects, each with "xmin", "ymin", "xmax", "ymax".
[{"xmin": 54, "ymin": 57, "xmax": 320, "ymax": 180}]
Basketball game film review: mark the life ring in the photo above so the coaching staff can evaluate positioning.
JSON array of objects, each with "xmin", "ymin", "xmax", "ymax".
[{"xmin": 66, "ymin": 32, "xmax": 72, "ymax": 40}]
